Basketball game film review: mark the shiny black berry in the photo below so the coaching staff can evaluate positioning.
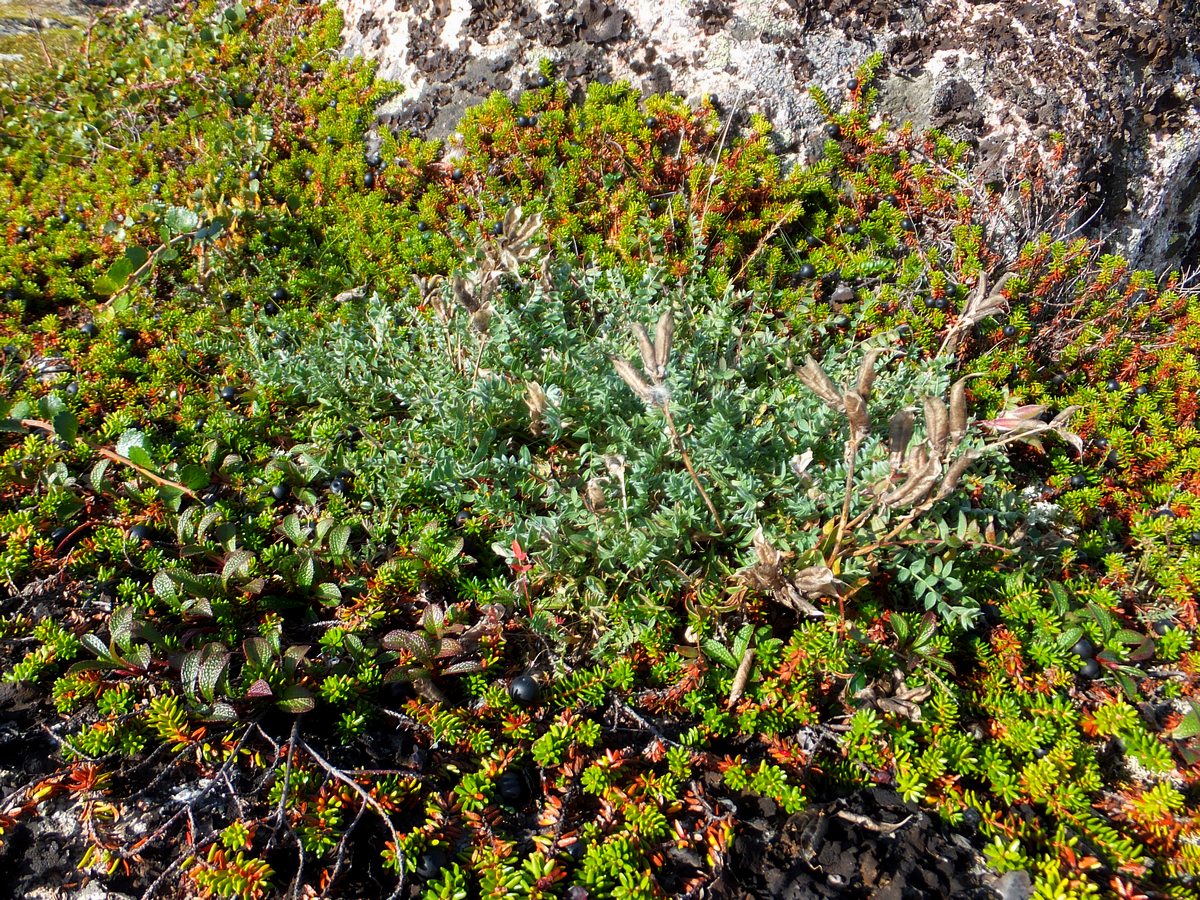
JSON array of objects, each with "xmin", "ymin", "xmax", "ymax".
[
  {"xmin": 509, "ymin": 675, "xmax": 541, "ymax": 707},
  {"xmin": 301, "ymin": 62, "xmax": 314, "ymax": 74},
  {"xmin": 536, "ymin": 74, "xmax": 550, "ymax": 88},
  {"xmin": 16, "ymin": 225, "xmax": 29, "ymax": 237},
  {"xmin": 329, "ymin": 476, "xmax": 348, "ymax": 495},
  {"xmin": 847, "ymin": 78, "xmax": 859, "ymax": 91},
  {"xmin": 451, "ymin": 167, "xmax": 463, "ymax": 181},
  {"xmin": 116, "ymin": 327, "xmax": 136, "ymax": 343},
  {"xmin": 490, "ymin": 222, "xmax": 503, "ymax": 236},
  {"xmin": 129, "ymin": 524, "xmax": 154, "ymax": 543},
  {"xmin": 1153, "ymin": 619, "xmax": 1173, "ymax": 635},
  {"xmin": 219, "ymin": 386, "xmax": 238, "ymax": 402},
  {"xmin": 516, "ymin": 115, "xmax": 529, "ymax": 127},
  {"xmin": 416, "ymin": 221, "xmax": 428, "ymax": 232},
  {"xmin": 798, "ymin": 263, "xmax": 817, "ymax": 279},
  {"xmin": 271, "ymin": 287, "xmax": 288, "ymax": 303},
  {"xmin": 303, "ymin": 167, "xmax": 314, "ymax": 180},
  {"xmin": 271, "ymin": 484, "xmax": 290, "ymax": 501},
  {"xmin": 1002, "ymin": 324, "xmax": 1018, "ymax": 338},
  {"xmin": 80, "ymin": 322, "xmax": 99, "ymax": 338},
  {"xmin": 1105, "ymin": 448, "xmax": 1120, "ymax": 469},
  {"xmin": 1069, "ymin": 474, "xmax": 1087, "ymax": 489},
  {"xmin": 899, "ymin": 218, "xmax": 915, "ymax": 231},
  {"xmin": 832, "ymin": 315, "xmax": 851, "ymax": 330},
  {"xmin": 363, "ymin": 171, "xmax": 375, "ymax": 189},
  {"xmin": 58, "ymin": 212, "xmax": 70, "ymax": 224},
  {"xmin": 1190, "ymin": 533, "xmax": 1200, "ymax": 546},
  {"xmin": 645, "ymin": 115, "xmax": 658, "ymax": 129},
  {"xmin": 1079, "ymin": 658, "xmax": 1101, "ymax": 679},
  {"xmin": 1105, "ymin": 378, "xmax": 1121, "ymax": 392},
  {"xmin": 825, "ymin": 122, "xmax": 842, "ymax": 139},
  {"xmin": 1135, "ymin": 384, "xmax": 1151, "ymax": 396},
  {"xmin": 65, "ymin": 382, "xmax": 78, "ymax": 397},
  {"xmin": 1071, "ymin": 638, "xmax": 1095, "ymax": 659}
]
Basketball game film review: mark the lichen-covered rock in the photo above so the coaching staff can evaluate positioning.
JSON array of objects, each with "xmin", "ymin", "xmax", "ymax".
[{"xmin": 335, "ymin": 0, "xmax": 1200, "ymax": 272}]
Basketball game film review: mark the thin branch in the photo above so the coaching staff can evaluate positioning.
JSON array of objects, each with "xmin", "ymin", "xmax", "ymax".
[
  {"xmin": 662, "ymin": 406, "xmax": 725, "ymax": 536},
  {"xmin": 300, "ymin": 740, "xmax": 405, "ymax": 900}
]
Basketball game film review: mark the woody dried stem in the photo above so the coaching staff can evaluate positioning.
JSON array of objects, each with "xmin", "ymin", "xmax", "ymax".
[{"xmin": 611, "ymin": 310, "xmax": 726, "ymax": 536}]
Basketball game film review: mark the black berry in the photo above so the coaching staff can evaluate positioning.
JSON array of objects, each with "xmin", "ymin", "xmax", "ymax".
[
  {"xmin": 1069, "ymin": 474, "xmax": 1087, "ymax": 489},
  {"xmin": 1105, "ymin": 448, "xmax": 1120, "ymax": 469},
  {"xmin": 129, "ymin": 524, "xmax": 154, "ymax": 543},
  {"xmin": 509, "ymin": 674, "xmax": 541, "ymax": 707},
  {"xmin": 1079, "ymin": 658, "xmax": 1101, "ymax": 679},
  {"xmin": 1071, "ymin": 638, "xmax": 1095, "ymax": 659},
  {"xmin": 116, "ymin": 327, "xmax": 136, "ymax": 343},
  {"xmin": 271, "ymin": 484, "xmax": 290, "ymax": 501},
  {"xmin": 363, "ymin": 171, "xmax": 375, "ymax": 189},
  {"xmin": 329, "ymin": 476, "xmax": 348, "ymax": 495},
  {"xmin": 1190, "ymin": 533, "xmax": 1200, "ymax": 546},
  {"xmin": 451, "ymin": 167, "xmax": 463, "ymax": 181},
  {"xmin": 300, "ymin": 61, "xmax": 314, "ymax": 74},
  {"xmin": 65, "ymin": 382, "xmax": 78, "ymax": 397},
  {"xmin": 1105, "ymin": 378, "xmax": 1121, "ymax": 392},
  {"xmin": 496, "ymin": 769, "xmax": 530, "ymax": 805},
  {"xmin": 1003, "ymin": 324, "xmax": 1018, "ymax": 338},
  {"xmin": 80, "ymin": 322, "xmax": 99, "ymax": 338},
  {"xmin": 825, "ymin": 122, "xmax": 842, "ymax": 139},
  {"xmin": 264, "ymin": 301, "xmax": 279, "ymax": 315},
  {"xmin": 1135, "ymin": 384, "xmax": 1151, "ymax": 396},
  {"xmin": 536, "ymin": 74, "xmax": 550, "ymax": 88},
  {"xmin": 798, "ymin": 263, "xmax": 817, "ymax": 279},
  {"xmin": 1153, "ymin": 619, "xmax": 1173, "ymax": 635},
  {"xmin": 271, "ymin": 287, "xmax": 288, "ymax": 302},
  {"xmin": 847, "ymin": 77, "xmax": 859, "ymax": 90},
  {"xmin": 960, "ymin": 807, "xmax": 981, "ymax": 829},
  {"xmin": 219, "ymin": 386, "xmax": 238, "ymax": 402}
]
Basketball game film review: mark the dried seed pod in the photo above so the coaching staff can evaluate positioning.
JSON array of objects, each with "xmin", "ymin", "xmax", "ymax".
[
  {"xmin": 612, "ymin": 357, "xmax": 654, "ymax": 404},
  {"xmin": 842, "ymin": 391, "xmax": 870, "ymax": 444},
  {"xmin": 923, "ymin": 396, "xmax": 950, "ymax": 458},
  {"xmin": 855, "ymin": 348, "xmax": 887, "ymax": 402},
  {"xmin": 526, "ymin": 382, "xmax": 547, "ymax": 435},
  {"xmin": 796, "ymin": 356, "xmax": 842, "ymax": 408},
  {"xmin": 469, "ymin": 305, "xmax": 493, "ymax": 335},
  {"xmin": 729, "ymin": 647, "xmax": 756, "ymax": 705},
  {"xmin": 654, "ymin": 309, "xmax": 674, "ymax": 376},
  {"xmin": 453, "ymin": 274, "xmax": 479, "ymax": 313},
  {"xmin": 585, "ymin": 477, "xmax": 608, "ymax": 512},
  {"xmin": 948, "ymin": 377, "xmax": 971, "ymax": 445},
  {"xmin": 935, "ymin": 451, "xmax": 980, "ymax": 500},
  {"xmin": 632, "ymin": 323, "xmax": 658, "ymax": 382},
  {"xmin": 888, "ymin": 409, "xmax": 915, "ymax": 471}
]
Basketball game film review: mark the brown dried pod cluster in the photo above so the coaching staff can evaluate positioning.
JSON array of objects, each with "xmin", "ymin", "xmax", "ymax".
[
  {"xmin": 440, "ymin": 206, "xmax": 545, "ymax": 336},
  {"xmin": 732, "ymin": 529, "xmax": 845, "ymax": 618},
  {"xmin": 611, "ymin": 309, "xmax": 674, "ymax": 407}
]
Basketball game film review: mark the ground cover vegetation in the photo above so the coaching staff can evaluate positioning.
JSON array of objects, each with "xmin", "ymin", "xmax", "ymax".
[{"xmin": 2, "ymin": 1, "xmax": 1200, "ymax": 897}]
